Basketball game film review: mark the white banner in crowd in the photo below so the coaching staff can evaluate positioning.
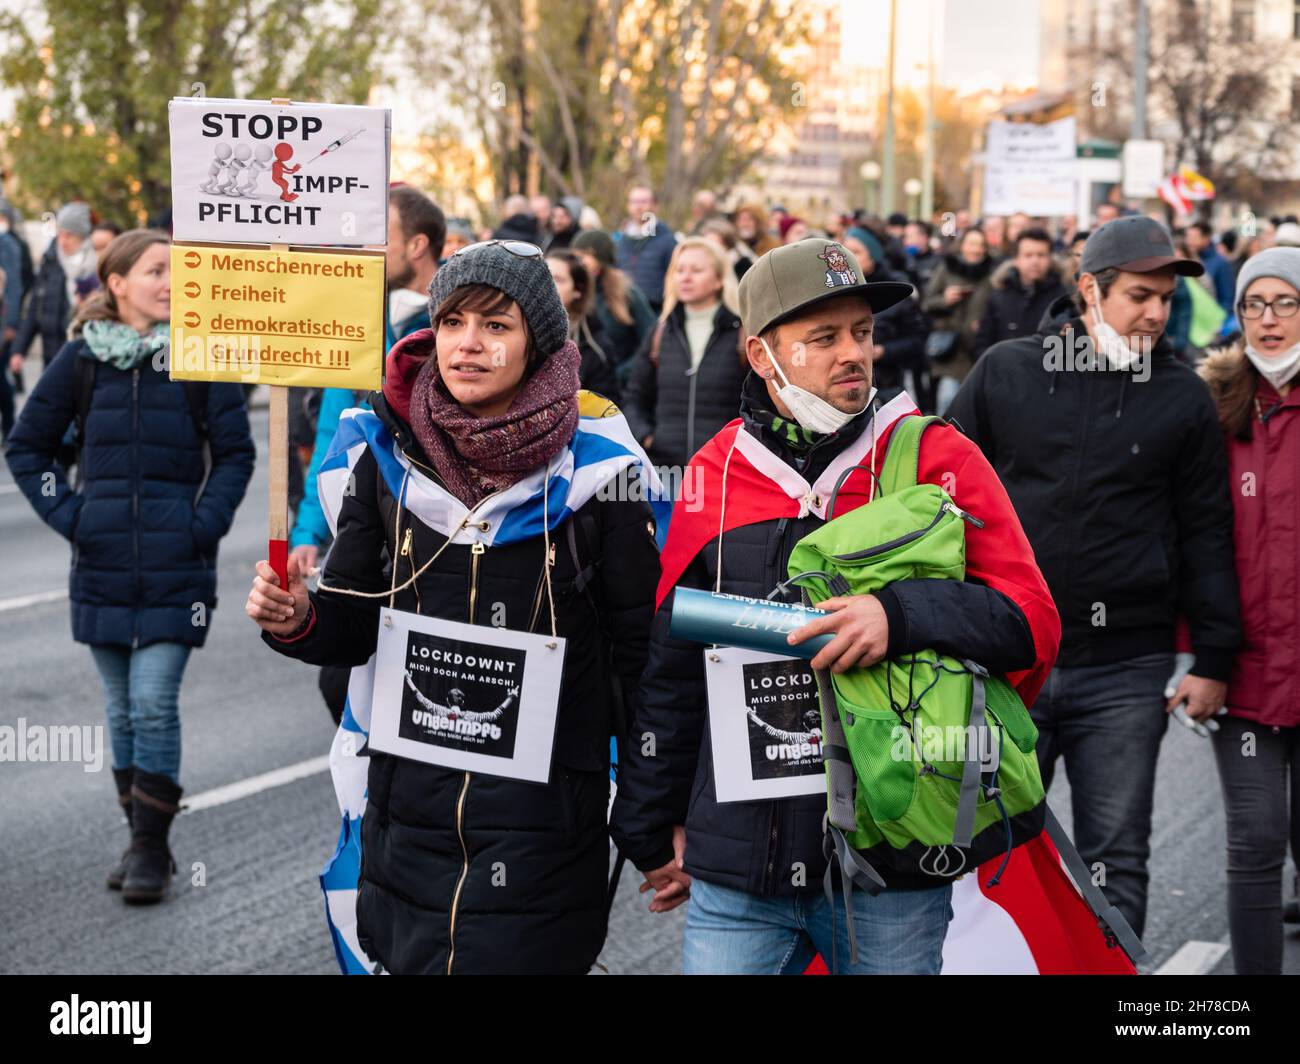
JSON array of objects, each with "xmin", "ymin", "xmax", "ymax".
[
  {"xmin": 983, "ymin": 116, "xmax": 1077, "ymax": 217},
  {"xmin": 168, "ymin": 97, "xmax": 391, "ymax": 246}
]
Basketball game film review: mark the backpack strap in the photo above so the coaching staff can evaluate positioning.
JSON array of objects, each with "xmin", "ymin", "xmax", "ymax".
[
  {"xmin": 73, "ymin": 354, "xmax": 96, "ymax": 451},
  {"xmin": 1042, "ymin": 803, "xmax": 1151, "ymax": 969},
  {"xmin": 878, "ymin": 413, "xmax": 945, "ymax": 497}
]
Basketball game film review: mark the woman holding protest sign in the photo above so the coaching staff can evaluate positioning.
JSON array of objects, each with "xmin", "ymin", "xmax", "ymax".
[
  {"xmin": 247, "ymin": 240, "xmax": 662, "ymax": 974},
  {"xmin": 5, "ymin": 228, "xmax": 255, "ymax": 905}
]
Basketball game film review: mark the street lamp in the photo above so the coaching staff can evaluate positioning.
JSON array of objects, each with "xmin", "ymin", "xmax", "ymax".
[
  {"xmin": 860, "ymin": 160, "xmax": 882, "ymax": 215},
  {"xmin": 904, "ymin": 177, "xmax": 923, "ymax": 219}
]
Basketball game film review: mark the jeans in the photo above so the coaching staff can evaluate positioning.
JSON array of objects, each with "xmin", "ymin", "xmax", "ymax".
[
  {"xmin": 1030, "ymin": 650, "xmax": 1174, "ymax": 939},
  {"xmin": 682, "ymin": 877, "xmax": 953, "ymax": 975},
  {"xmin": 89, "ymin": 642, "xmax": 192, "ymax": 783},
  {"xmin": 1211, "ymin": 714, "xmax": 1300, "ymax": 975},
  {"xmin": 934, "ymin": 375, "xmax": 961, "ymax": 416}
]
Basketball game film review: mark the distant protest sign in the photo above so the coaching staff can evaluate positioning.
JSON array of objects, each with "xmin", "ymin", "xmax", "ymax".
[
  {"xmin": 169, "ymin": 97, "xmax": 391, "ymax": 245},
  {"xmin": 983, "ymin": 116, "xmax": 1077, "ymax": 217},
  {"xmin": 167, "ymin": 243, "xmax": 384, "ymax": 389}
]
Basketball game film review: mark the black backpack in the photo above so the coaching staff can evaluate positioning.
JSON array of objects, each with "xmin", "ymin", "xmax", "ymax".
[{"xmin": 66, "ymin": 356, "xmax": 211, "ymax": 480}]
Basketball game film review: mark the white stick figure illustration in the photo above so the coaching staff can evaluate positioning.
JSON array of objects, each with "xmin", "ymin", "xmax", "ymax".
[
  {"xmin": 237, "ymin": 143, "xmax": 271, "ymax": 196},
  {"xmin": 200, "ymin": 142, "xmax": 233, "ymax": 194},
  {"xmin": 217, "ymin": 143, "xmax": 247, "ymax": 195}
]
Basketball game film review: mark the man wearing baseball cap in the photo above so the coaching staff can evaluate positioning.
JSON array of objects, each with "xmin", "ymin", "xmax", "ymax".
[
  {"xmin": 949, "ymin": 216, "xmax": 1241, "ymax": 941},
  {"xmin": 611, "ymin": 238, "xmax": 1061, "ymax": 974}
]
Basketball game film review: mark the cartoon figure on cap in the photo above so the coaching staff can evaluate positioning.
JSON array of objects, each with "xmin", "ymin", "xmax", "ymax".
[
  {"xmin": 237, "ymin": 143, "xmax": 272, "ymax": 197},
  {"xmin": 200, "ymin": 142, "xmax": 233, "ymax": 194},
  {"xmin": 817, "ymin": 242, "xmax": 857, "ymax": 289},
  {"xmin": 270, "ymin": 143, "xmax": 300, "ymax": 202}
]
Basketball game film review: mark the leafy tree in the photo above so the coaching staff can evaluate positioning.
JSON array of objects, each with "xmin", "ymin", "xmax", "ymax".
[{"xmin": 0, "ymin": 0, "xmax": 393, "ymax": 224}]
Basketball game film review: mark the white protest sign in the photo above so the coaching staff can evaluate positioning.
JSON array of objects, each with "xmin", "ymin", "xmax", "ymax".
[
  {"xmin": 706, "ymin": 647, "xmax": 825, "ymax": 803},
  {"xmin": 983, "ymin": 116, "xmax": 1077, "ymax": 217},
  {"xmin": 370, "ymin": 608, "xmax": 566, "ymax": 784},
  {"xmin": 169, "ymin": 97, "xmax": 391, "ymax": 246},
  {"xmin": 1122, "ymin": 139, "xmax": 1166, "ymax": 199}
]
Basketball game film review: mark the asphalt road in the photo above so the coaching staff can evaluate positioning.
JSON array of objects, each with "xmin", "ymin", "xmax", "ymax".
[{"xmin": 0, "ymin": 399, "xmax": 1295, "ymax": 975}]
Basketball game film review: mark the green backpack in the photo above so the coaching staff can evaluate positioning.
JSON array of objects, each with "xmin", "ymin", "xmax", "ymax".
[{"xmin": 784, "ymin": 415, "xmax": 1047, "ymax": 952}]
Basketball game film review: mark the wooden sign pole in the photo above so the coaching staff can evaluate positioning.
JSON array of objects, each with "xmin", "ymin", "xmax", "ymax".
[
  {"xmin": 268, "ymin": 243, "xmax": 290, "ymax": 589},
  {"xmin": 268, "ymin": 94, "xmax": 293, "ymax": 589}
]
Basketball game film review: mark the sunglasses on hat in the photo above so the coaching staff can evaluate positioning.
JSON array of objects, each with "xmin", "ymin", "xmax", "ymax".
[{"xmin": 452, "ymin": 239, "xmax": 542, "ymax": 259}]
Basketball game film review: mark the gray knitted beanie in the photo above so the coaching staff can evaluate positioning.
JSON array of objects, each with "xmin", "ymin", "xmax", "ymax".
[
  {"xmin": 426, "ymin": 241, "xmax": 569, "ymax": 358},
  {"xmin": 1235, "ymin": 247, "xmax": 1300, "ymax": 309}
]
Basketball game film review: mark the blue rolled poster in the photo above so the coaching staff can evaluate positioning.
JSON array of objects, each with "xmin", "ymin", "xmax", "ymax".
[{"xmin": 668, "ymin": 587, "xmax": 833, "ymax": 660}]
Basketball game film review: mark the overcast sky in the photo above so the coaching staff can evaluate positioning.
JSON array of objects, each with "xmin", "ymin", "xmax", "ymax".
[{"xmin": 841, "ymin": 0, "xmax": 1042, "ymax": 92}]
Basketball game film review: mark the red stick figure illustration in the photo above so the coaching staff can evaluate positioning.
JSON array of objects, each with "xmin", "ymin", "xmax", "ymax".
[{"xmin": 271, "ymin": 143, "xmax": 300, "ymax": 202}]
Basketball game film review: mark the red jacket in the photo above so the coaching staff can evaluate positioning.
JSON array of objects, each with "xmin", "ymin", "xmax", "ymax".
[
  {"xmin": 1222, "ymin": 377, "xmax": 1300, "ymax": 727},
  {"xmin": 655, "ymin": 404, "xmax": 1062, "ymax": 707}
]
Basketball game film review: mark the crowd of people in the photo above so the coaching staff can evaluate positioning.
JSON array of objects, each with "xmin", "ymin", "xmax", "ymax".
[{"xmin": 2, "ymin": 175, "xmax": 1297, "ymax": 976}]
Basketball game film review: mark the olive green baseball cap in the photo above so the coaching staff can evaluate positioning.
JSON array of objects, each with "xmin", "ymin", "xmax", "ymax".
[{"xmin": 737, "ymin": 237, "xmax": 914, "ymax": 337}]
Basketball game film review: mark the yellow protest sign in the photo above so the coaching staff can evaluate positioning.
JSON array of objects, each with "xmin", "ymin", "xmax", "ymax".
[{"xmin": 168, "ymin": 243, "xmax": 385, "ymax": 388}]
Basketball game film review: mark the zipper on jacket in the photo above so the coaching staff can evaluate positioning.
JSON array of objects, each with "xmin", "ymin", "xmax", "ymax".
[
  {"xmin": 446, "ymin": 770, "xmax": 471, "ymax": 974},
  {"xmin": 525, "ymin": 542, "xmax": 556, "ymax": 633},
  {"xmin": 131, "ymin": 368, "xmax": 141, "ymax": 649},
  {"xmin": 399, "ymin": 525, "xmax": 421, "ymax": 614},
  {"xmin": 685, "ymin": 361, "xmax": 699, "ymax": 458},
  {"xmin": 763, "ymin": 804, "xmax": 779, "ymax": 893},
  {"xmin": 468, "ymin": 541, "xmax": 485, "ymax": 623}
]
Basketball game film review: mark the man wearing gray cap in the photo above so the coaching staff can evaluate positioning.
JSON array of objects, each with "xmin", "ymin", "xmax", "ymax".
[
  {"xmin": 949, "ymin": 215, "xmax": 1242, "ymax": 940},
  {"xmin": 10, "ymin": 201, "xmax": 98, "ymax": 379},
  {"xmin": 611, "ymin": 238, "xmax": 1060, "ymax": 974}
]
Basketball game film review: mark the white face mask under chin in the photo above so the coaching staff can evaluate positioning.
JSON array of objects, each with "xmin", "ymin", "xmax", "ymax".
[
  {"xmin": 761, "ymin": 338, "xmax": 876, "ymax": 435},
  {"xmin": 1244, "ymin": 340, "xmax": 1300, "ymax": 391},
  {"xmin": 1090, "ymin": 302, "xmax": 1144, "ymax": 371}
]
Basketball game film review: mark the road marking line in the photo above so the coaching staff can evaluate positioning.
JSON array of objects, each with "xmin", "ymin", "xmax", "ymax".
[
  {"xmin": 182, "ymin": 755, "xmax": 331, "ymax": 814},
  {"xmin": 1155, "ymin": 940, "xmax": 1229, "ymax": 975},
  {"xmin": 0, "ymin": 589, "xmax": 67, "ymax": 613}
]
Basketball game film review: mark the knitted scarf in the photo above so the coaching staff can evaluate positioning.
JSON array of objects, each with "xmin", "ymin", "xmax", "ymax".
[
  {"xmin": 407, "ymin": 340, "xmax": 581, "ymax": 507},
  {"xmin": 83, "ymin": 320, "xmax": 170, "ymax": 371}
]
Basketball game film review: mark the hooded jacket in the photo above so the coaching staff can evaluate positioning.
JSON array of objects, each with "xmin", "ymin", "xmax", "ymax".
[
  {"xmin": 610, "ymin": 373, "xmax": 1059, "ymax": 893},
  {"xmin": 947, "ymin": 295, "xmax": 1241, "ymax": 679},
  {"xmin": 971, "ymin": 260, "xmax": 1068, "ymax": 361},
  {"xmin": 264, "ymin": 332, "xmax": 659, "ymax": 974}
]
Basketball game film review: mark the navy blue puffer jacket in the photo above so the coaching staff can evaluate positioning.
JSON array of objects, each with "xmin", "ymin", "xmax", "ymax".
[{"xmin": 4, "ymin": 338, "xmax": 255, "ymax": 648}]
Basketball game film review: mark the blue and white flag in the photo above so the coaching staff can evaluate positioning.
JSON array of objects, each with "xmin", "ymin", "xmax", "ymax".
[{"xmin": 315, "ymin": 394, "xmax": 669, "ymax": 974}]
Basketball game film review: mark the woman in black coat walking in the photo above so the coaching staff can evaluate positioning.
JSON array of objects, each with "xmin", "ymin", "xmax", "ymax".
[
  {"xmin": 247, "ymin": 241, "xmax": 660, "ymax": 974},
  {"xmin": 5, "ymin": 229, "xmax": 255, "ymax": 904},
  {"xmin": 622, "ymin": 237, "xmax": 746, "ymax": 470}
]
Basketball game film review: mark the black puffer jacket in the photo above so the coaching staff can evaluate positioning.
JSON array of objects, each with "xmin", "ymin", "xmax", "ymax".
[
  {"xmin": 623, "ymin": 302, "xmax": 746, "ymax": 469},
  {"xmin": 948, "ymin": 295, "xmax": 1241, "ymax": 678},
  {"xmin": 264, "ymin": 362, "xmax": 658, "ymax": 974},
  {"xmin": 610, "ymin": 374, "xmax": 1038, "ymax": 894}
]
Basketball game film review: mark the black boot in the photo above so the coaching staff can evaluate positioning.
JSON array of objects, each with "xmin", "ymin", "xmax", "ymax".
[
  {"xmin": 106, "ymin": 767, "xmax": 134, "ymax": 890},
  {"xmin": 121, "ymin": 769, "xmax": 182, "ymax": 905}
]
